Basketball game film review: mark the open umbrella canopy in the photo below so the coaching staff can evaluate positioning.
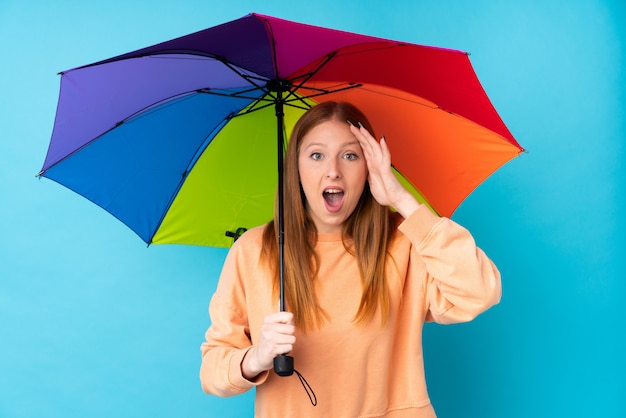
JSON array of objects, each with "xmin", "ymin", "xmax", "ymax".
[{"xmin": 39, "ymin": 12, "xmax": 524, "ymax": 248}]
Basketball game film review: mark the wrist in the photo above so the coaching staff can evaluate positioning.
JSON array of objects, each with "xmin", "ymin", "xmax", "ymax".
[
  {"xmin": 241, "ymin": 346, "xmax": 264, "ymax": 380},
  {"xmin": 392, "ymin": 192, "xmax": 421, "ymax": 219}
]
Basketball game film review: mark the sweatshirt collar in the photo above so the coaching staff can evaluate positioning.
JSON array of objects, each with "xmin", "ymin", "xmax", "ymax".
[{"xmin": 316, "ymin": 232, "xmax": 344, "ymax": 243}]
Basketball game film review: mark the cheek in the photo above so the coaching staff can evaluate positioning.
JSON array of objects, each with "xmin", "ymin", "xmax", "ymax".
[
  {"xmin": 297, "ymin": 161, "xmax": 317, "ymax": 198},
  {"xmin": 344, "ymin": 168, "xmax": 367, "ymax": 202},
  {"xmin": 297, "ymin": 160, "xmax": 310, "ymax": 186},
  {"xmin": 352, "ymin": 164, "xmax": 369, "ymax": 187}
]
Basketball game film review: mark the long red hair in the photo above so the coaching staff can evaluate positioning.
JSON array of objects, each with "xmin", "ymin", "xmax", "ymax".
[{"xmin": 262, "ymin": 102, "xmax": 393, "ymax": 331}]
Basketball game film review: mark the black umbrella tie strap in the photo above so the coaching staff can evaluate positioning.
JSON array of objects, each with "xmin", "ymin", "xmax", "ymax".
[
  {"xmin": 274, "ymin": 355, "xmax": 317, "ymax": 406},
  {"xmin": 295, "ymin": 369, "xmax": 317, "ymax": 407}
]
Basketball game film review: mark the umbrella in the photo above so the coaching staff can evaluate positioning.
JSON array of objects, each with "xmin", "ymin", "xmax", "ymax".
[{"xmin": 38, "ymin": 12, "xmax": 524, "ymax": 375}]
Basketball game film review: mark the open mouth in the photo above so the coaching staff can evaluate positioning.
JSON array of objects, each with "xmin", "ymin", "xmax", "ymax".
[{"xmin": 323, "ymin": 188, "xmax": 344, "ymax": 212}]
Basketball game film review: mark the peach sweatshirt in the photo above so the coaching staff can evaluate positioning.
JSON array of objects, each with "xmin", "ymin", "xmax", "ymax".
[{"xmin": 200, "ymin": 205, "xmax": 501, "ymax": 417}]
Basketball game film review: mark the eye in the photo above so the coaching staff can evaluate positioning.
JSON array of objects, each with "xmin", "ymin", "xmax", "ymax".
[
  {"xmin": 310, "ymin": 152, "xmax": 323, "ymax": 160},
  {"xmin": 344, "ymin": 152, "xmax": 359, "ymax": 161}
]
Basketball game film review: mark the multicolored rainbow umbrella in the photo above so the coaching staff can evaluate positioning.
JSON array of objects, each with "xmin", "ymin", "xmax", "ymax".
[{"xmin": 39, "ymin": 12, "xmax": 524, "ymax": 250}]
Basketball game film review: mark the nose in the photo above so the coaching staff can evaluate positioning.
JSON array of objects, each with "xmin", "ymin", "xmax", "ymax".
[{"xmin": 326, "ymin": 157, "xmax": 342, "ymax": 179}]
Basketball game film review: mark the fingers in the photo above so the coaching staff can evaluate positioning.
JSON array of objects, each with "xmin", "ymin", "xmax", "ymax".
[
  {"xmin": 266, "ymin": 310, "xmax": 295, "ymax": 325},
  {"xmin": 380, "ymin": 134, "xmax": 390, "ymax": 156},
  {"xmin": 262, "ymin": 313, "xmax": 296, "ymax": 347},
  {"xmin": 349, "ymin": 122, "xmax": 375, "ymax": 153},
  {"xmin": 348, "ymin": 122, "xmax": 390, "ymax": 167},
  {"xmin": 254, "ymin": 312, "xmax": 296, "ymax": 369}
]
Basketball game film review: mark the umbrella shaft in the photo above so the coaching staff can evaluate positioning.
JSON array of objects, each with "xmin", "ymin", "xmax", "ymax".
[{"xmin": 275, "ymin": 94, "xmax": 286, "ymax": 313}]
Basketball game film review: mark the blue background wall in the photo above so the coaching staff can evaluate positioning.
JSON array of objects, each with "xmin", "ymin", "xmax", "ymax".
[{"xmin": 1, "ymin": 1, "xmax": 624, "ymax": 417}]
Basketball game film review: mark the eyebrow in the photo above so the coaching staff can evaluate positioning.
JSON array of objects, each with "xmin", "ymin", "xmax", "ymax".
[{"xmin": 303, "ymin": 140, "xmax": 361, "ymax": 149}]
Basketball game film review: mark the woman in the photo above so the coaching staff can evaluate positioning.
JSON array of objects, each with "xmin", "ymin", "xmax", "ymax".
[{"xmin": 200, "ymin": 101, "xmax": 501, "ymax": 417}]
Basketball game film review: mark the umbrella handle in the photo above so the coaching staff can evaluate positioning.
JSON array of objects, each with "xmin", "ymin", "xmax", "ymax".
[{"xmin": 273, "ymin": 354, "xmax": 294, "ymax": 376}]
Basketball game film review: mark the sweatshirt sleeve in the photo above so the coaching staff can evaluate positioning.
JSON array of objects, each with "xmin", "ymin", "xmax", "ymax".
[
  {"xmin": 199, "ymin": 238, "xmax": 269, "ymax": 397},
  {"xmin": 398, "ymin": 205, "xmax": 502, "ymax": 324}
]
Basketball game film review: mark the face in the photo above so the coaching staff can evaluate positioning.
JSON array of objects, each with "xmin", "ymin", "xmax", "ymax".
[{"xmin": 298, "ymin": 119, "xmax": 368, "ymax": 234}]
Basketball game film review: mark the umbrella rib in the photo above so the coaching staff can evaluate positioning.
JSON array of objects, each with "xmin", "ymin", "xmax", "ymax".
[
  {"xmin": 287, "ymin": 83, "xmax": 363, "ymax": 104},
  {"xmin": 122, "ymin": 91, "xmax": 202, "ymax": 123},
  {"xmin": 195, "ymin": 88, "xmax": 277, "ymax": 117},
  {"xmin": 354, "ymin": 86, "xmax": 522, "ymax": 147},
  {"xmin": 206, "ymin": 50, "xmax": 349, "ymax": 113},
  {"xmin": 201, "ymin": 57, "xmax": 286, "ymax": 115},
  {"xmin": 233, "ymin": 100, "xmax": 276, "ymax": 116},
  {"xmin": 284, "ymin": 51, "xmax": 338, "ymax": 103},
  {"xmin": 37, "ymin": 91, "xmax": 218, "ymax": 176},
  {"xmin": 196, "ymin": 88, "xmax": 270, "ymax": 101},
  {"xmin": 197, "ymin": 82, "xmax": 365, "ymax": 116},
  {"xmin": 356, "ymin": 86, "xmax": 441, "ymax": 110},
  {"xmin": 216, "ymin": 58, "xmax": 272, "ymax": 93},
  {"xmin": 198, "ymin": 50, "xmax": 363, "ymax": 115}
]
